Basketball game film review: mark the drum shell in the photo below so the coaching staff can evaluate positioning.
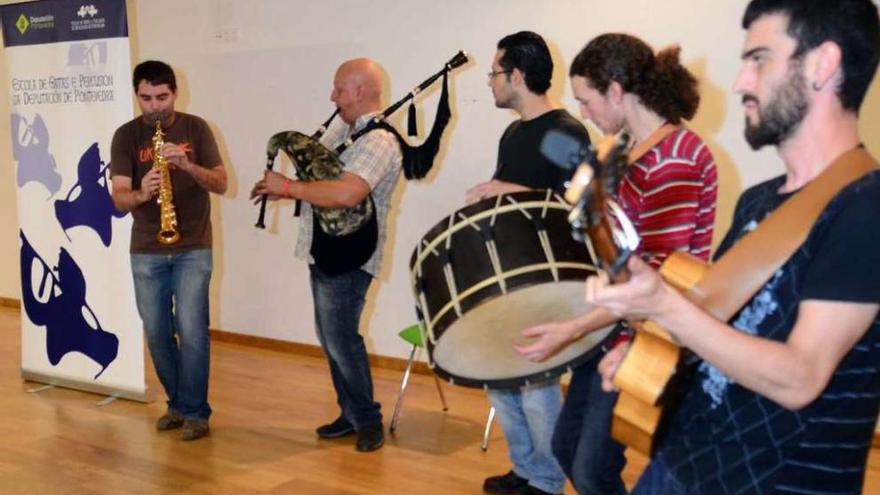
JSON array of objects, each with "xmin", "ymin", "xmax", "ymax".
[{"xmin": 410, "ymin": 190, "xmax": 613, "ymax": 388}]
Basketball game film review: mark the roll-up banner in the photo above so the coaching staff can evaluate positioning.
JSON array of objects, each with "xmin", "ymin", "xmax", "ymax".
[{"xmin": 1, "ymin": 0, "xmax": 146, "ymax": 401}]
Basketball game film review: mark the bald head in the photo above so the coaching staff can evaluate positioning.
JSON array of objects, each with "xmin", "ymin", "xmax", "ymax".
[
  {"xmin": 338, "ymin": 58, "xmax": 383, "ymax": 101},
  {"xmin": 332, "ymin": 58, "xmax": 385, "ymax": 124}
]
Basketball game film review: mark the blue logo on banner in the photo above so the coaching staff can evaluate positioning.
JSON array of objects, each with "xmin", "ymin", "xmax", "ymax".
[
  {"xmin": 55, "ymin": 143, "xmax": 127, "ymax": 247},
  {"xmin": 20, "ymin": 230, "xmax": 119, "ymax": 378},
  {"xmin": 67, "ymin": 41, "xmax": 107, "ymax": 67},
  {"xmin": 11, "ymin": 113, "xmax": 62, "ymax": 196}
]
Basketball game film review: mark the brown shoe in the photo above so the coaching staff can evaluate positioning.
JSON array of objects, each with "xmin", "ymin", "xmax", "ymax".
[
  {"xmin": 180, "ymin": 418, "xmax": 210, "ymax": 441},
  {"xmin": 155, "ymin": 410, "xmax": 184, "ymax": 431}
]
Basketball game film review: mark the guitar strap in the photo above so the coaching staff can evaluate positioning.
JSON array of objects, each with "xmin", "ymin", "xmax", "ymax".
[
  {"xmin": 627, "ymin": 123, "xmax": 681, "ymax": 164},
  {"xmin": 690, "ymin": 147, "xmax": 878, "ymax": 320}
]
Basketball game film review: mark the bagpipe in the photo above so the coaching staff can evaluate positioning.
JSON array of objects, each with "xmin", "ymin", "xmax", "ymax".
[{"xmin": 254, "ymin": 51, "xmax": 468, "ymax": 234}]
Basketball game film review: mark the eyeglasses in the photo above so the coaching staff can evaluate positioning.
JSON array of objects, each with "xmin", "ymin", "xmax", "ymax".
[{"xmin": 487, "ymin": 69, "xmax": 511, "ymax": 80}]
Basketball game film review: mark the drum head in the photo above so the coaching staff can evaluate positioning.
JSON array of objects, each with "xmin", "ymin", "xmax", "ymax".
[{"xmin": 431, "ymin": 281, "xmax": 614, "ymax": 388}]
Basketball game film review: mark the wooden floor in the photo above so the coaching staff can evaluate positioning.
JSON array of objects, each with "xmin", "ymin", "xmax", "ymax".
[{"xmin": 0, "ymin": 305, "xmax": 877, "ymax": 494}]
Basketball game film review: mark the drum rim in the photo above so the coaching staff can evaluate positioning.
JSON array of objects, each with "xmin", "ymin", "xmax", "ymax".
[
  {"xmin": 409, "ymin": 190, "xmax": 569, "ymax": 270},
  {"xmin": 424, "ymin": 324, "xmax": 619, "ymax": 389}
]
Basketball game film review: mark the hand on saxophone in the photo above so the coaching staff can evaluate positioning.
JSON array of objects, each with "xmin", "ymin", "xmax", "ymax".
[
  {"xmin": 250, "ymin": 170, "xmax": 293, "ymax": 203},
  {"xmin": 138, "ymin": 166, "xmax": 162, "ymax": 203},
  {"xmin": 161, "ymin": 142, "xmax": 191, "ymax": 172}
]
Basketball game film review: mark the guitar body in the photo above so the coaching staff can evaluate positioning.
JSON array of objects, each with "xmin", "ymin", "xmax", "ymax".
[{"xmin": 610, "ymin": 251, "xmax": 708, "ymax": 456}]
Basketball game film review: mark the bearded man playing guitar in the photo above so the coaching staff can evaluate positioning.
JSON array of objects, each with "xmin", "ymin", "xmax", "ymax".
[{"xmin": 592, "ymin": 1, "xmax": 880, "ymax": 493}]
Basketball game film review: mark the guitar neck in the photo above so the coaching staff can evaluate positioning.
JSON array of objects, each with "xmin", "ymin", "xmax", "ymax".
[{"xmin": 587, "ymin": 213, "xmax": 632, "ymax": 283}]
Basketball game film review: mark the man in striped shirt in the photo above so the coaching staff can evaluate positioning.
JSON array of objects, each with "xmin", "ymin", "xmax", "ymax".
[{"xmin": 516, "ymin": 34, "xmax": 717, "ymax": 494}]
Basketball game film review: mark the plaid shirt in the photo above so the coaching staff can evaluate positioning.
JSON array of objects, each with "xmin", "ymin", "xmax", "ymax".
[{"xmin": 294, "ymin": 112, "xmax": 402, "ymax": 277}]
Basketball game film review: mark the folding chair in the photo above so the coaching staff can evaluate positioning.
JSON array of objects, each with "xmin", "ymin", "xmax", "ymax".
[{"xmin": 389, "ymin": 323, "xmax": 496, "ymax": 451}]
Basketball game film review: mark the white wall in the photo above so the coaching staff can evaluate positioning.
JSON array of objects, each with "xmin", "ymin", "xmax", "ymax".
[{"xmin": 2, "ymin": 0, "xmax": 880, "ymax": 361}]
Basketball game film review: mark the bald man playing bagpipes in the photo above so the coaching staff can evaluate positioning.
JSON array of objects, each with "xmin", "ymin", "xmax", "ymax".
[{"xmin": 251, "ymin": 54, "xmax": 466, "ymax": 452}]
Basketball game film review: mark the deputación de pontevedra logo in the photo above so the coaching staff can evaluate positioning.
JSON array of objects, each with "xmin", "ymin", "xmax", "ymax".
[
  {"xmin": 16, "ymin": 13, "xmax": 55, "ymax": 33},
  {"xmin": 77, "ymin": 5, "xmax": 98, "ymax": 18},
  {"xmin": 15, "ymin": 13, "xmax": 29, "ymax": 34},
  {"xmin": 71, "ymin": 4, "xmax": 104, "ymax": 32}
]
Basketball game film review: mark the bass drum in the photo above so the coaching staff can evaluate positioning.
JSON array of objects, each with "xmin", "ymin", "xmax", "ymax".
[{"xmin": 409, "ymin": 190, "xmax": 615, "ymax": 389}]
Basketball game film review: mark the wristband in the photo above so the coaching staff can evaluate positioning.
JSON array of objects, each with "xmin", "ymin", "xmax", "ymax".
[
  {"xmin": 603, "ymin": 326, "xmax": 633, "ymax": 353},
  {"xmin": 282, "ymin": 178, "xmax": 292, "ymax": 199},
  {"xmin": 609, "ymin": 331, "xmax": 634, "ymax": 349}
]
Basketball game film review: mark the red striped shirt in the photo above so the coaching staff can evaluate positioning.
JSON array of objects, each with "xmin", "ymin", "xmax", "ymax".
[
  {"xmin": 617, "ymin": 128, "xmax": 718, "ymax": 269},
  {"xmin": 609, "ymin": 128, "xmax": 717, "ymax": 347}
]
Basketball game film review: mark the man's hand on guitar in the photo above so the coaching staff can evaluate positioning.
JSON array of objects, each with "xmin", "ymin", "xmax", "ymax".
[
  {"xmin": 598, "ymin": 342, "xmax": 629, "ymax": 392},
  {"xmin": 514, "ymin": 320, "xmax": 578, "ymax": 362},
  {"xmin": 586, "ymin": 256, "xmax": 672, "ymax": 321}
]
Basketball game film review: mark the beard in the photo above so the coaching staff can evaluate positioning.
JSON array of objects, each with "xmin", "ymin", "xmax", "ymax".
[
  {"xmin": 743, "ymin": 63, "xmax": 809, "ymax": 150},
  {"xmin": 494, "ymin": 92, "xmax": 512, "ymax": 109},
  {"xmin": 144, "ymin": 110, "xmax": 170, "ymax": 125},
  {"xmin": 493, "ymin": 86, "xmax": 517, "ymax": 110}
]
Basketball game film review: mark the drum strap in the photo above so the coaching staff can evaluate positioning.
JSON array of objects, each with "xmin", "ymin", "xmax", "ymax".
[{"xmin": 691, "ymin": 146, "xmax": 878, "ymax": 320}]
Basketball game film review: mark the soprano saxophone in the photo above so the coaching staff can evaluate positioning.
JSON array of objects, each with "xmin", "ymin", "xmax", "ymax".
[{"xmin": 152, "ymin": 119, "xmax": 181, "ymax": 244}]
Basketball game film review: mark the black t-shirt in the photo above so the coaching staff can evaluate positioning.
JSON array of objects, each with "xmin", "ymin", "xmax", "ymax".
[
  {"xmin": 658, "ymin": 169, "xmax": 880, "ymax": 494},
  {"xmin": 494, "ymin": 109, "xmax": 588, "ymax": 191}
]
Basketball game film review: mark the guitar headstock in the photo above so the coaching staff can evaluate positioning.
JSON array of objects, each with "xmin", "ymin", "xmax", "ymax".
[
  {"xmin": 564, "ymin": 133, "xmax": 629, "ymax": 225},
  {"xmin": 540, "ymin": 130, "xmax": 638, "ymax": 280}
]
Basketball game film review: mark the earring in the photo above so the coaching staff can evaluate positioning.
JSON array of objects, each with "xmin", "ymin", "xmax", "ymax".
[{"xmin": 812, "ymin": 81, "xmax": 823, "ymax": 91}]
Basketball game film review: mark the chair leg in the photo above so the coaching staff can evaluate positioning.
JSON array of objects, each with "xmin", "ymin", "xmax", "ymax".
[
  {"xmin": 389, "ymin": 344, "xmax": 418, "ymax": 433},
  {"xmin": 431, "ymin": 372, "xmax": 448, "ymax": 412},
  {"xmin": 481, "ymin": 406, "xmax": 496, "ymax": 452}
]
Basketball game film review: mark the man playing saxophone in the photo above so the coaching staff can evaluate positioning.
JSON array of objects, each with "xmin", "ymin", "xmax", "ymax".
[{"xmin": 110, "ymin": 60, "xmax": 227, "ymax": 441}]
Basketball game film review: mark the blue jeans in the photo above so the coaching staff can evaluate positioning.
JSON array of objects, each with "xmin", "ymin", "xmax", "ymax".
[
  {"xmin": 487, "ymin": 380, "xmax": 565, "ymax": 494},
  {"xmin": 631, "ymin": 456, "xmax": 693, "ymax": 495},
  {"xmin": 131, "ymin": 249, "xmax": 212, "ymax": 420},
  {"xmin": 309, "ymin": 265, "xmax": 382, "ymax": 428},
  {"xmin": 552, "ymin": 358, "xmax": 627, "ymax": 495}
]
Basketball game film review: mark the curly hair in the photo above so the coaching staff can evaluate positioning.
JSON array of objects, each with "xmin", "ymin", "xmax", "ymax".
[{"xmin": 569, "ymin": 33, "xmax": 699, "ymax": 123}]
